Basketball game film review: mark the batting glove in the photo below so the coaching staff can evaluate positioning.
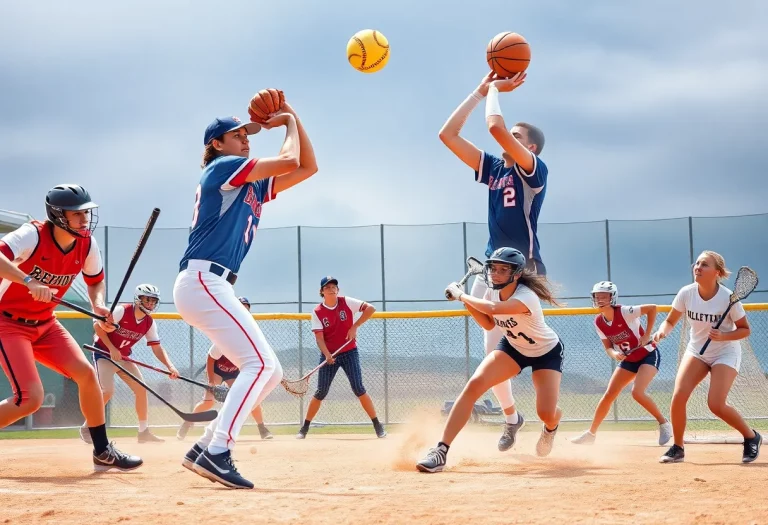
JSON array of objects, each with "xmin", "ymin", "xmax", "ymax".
[{"xmin": 445, "ymin": 282, "xmax": 465, "ymax": 301}]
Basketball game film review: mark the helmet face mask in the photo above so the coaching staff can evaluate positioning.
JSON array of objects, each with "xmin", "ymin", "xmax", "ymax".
[
  {"xmin": 134, "ymin": 284, "xmax": 160, "ymax": 314},
  {"xmin": 591, "ymin": 281, "xmax": 618, "ymax": 308},
  {"xmin": 45, "ymin": 184, "xmax": 99, "ymax": 238},
  {"xmin": 484, "ymin": 248, "xmax": 526, "ymax": 290}
]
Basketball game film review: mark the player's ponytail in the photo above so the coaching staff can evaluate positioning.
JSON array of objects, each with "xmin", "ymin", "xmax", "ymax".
[
  {"xmin": 201, "ymin": 143, "xmax": 220, "ymax": 168},
  {"xmin": 517, "ymin": 270, "xmax": 563, "ymax": 307}
]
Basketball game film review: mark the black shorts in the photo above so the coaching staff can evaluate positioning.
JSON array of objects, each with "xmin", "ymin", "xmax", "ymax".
[
  {"xmin": 496, "ymin": 338, "xmax": 564, "ymax": 372},
  {"xmin": 214, "ymin": 366, "xmax": 239, "ymax": 382},
  {"xmin": 619, "ymin": 349, "xmax": 660, "ymax": 374}
]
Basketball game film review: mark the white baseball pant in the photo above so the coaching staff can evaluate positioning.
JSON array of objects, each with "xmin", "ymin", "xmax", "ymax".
[
  {"xmin": 469, "ymin": 274, "xmax": 516, "ymax": 411},
  {"xmin": 173, "ymin": 266, "xmax": 283, "ymax": 452}
]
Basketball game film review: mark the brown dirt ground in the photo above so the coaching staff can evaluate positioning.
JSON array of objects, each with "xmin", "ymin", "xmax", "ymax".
[{"xmin": 1, "ymin": 418, "xmax": 766, "ymax": 525}]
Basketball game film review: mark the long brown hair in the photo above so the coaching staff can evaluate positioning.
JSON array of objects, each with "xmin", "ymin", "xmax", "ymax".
[
  {"xmin": 201, "ymin": 142, "xmax": 220, "ymax": 168},
  {"xmin": 516, "ymin": 269, "xmax": 562, "ymax": 307}
]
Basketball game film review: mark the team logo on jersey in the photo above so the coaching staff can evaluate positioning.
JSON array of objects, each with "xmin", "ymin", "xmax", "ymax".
[
  {"xmin": 488, "ymin": 174, "xmax": 515, "ymax": 191},
  {"xmin": 340, "ymin": 311, "xmax": 347, "ymax": 321},
  {"xmin": 244, "ymin": 185, "xmax": 263, "ymax": 218},
  {"xmin": 28, "ymin": 266, "xmax": 77, "ymax": 287}
]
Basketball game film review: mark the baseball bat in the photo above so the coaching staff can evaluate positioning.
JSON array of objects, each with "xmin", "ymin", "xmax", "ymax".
[
  {"xmin": 109, "ymin": 208, "xmax": 160, "ymax": 314},
  {"xmin": 52, "ymin": 297, "xmax": 119, "ymax": 329}
]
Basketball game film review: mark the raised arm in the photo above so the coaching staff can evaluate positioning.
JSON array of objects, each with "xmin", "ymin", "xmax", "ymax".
[
  {"xmin": 272, "ymin": 102, "xmax": 319, "ymax": 194},
  {"xmin": 242, "ymin": 113, "xmax": 301, "ymax": 183},
  {"xmin": 485, "ymin": 74, "xmax": 535, "ymax": 174},
  {"xmin": 438, "ymin": 72, "xmax": 497, "ymax": 170}
]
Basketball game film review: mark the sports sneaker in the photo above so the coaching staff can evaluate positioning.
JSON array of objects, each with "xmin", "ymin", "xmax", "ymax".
[
  {"xmin": 374, "ymin": 422, "xmax": 387, "ymax": 439},
  {"xmin": 659, "ymin": 444, "xmax": 685, "ymax": 463},
  {"xmin": 658, "ymin": 422, "xmax": 673, "ymax": 446},
  {"xmin": 79, "ymin": 425, "xmax": 93, "ymax": 445},
  {"xmin": 258, "ymin": 424, "xmax": 273, "ymax": 440},
  {"xmin": 177, "ymin": 422, "xmax": 193, "ymax": 441},
  {"xmin": 193, "ymin": 449, "xmax": 254, "ymax": 489},
  {"xmin": 93, "ymin": 443, "xmax": 143, "ymax": 472},
  {"xmin": 742, "ymin": 430, "xmax": 762, "ymax": 463},
  {"xmin": 536, "ymin": 425, "xmax": 558, "ymax": 457},
  {"xmin": 138, "ymin": 429, "xmax": 164, "ymax": 443},
  {"xmin": 182, "ymin": 443, "xmax": 204, "ymax": 472},
  {"xmin": 296, "ymin": 428, "xmax": 307, "ymax": 440},
  {"xmin": 571, "ymin": 430, "xmax": 596, "ymax": 445},
  {"xmin": 498, "ymin": 412, "xmax": 525, "ymax": 451},
  {"xmin": 416, "ymin": 444, "xmax": 448, "ymax": 473}
]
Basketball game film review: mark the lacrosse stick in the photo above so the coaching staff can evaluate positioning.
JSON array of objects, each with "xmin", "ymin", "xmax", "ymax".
[
  {"xmin": 280, "ymin": 339, "xmax": 356, "ymax": 397},
  {"xmin": 83, "ymin": 344, "xmax": 229, "ymax": 402},
  {"xmin": 445, "ymin": 256, "xmax": 484, "ymax": 299},
  {"xmin": 699, "ymin": 266, "xmax": 758, "ymax": 355}
]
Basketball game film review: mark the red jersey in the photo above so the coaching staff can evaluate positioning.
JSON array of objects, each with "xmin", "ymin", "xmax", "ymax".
[
  {"xmin": 0, "ymin": 221, "xmax": 104, "ymax": 321},
  {"xmin": 594, "ymin": 305, "xmax": 657, "ymax": 363},
  {"xmin": 311, "ymin": 296, "xmax": 367, "ymax": 354},
  {"xmin": 93, "ymin": 304, "xmax": 160, "ymax": 357}
]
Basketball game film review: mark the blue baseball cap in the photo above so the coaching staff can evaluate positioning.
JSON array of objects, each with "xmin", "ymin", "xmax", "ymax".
[
  {"xmin": 204, "ymin": 116, "xmax": 261, "ymax": 146},
  {"xmin": 320, "ymin": 276, "xmax": 338, "ymax": 288},
  {"xmin": 237, "ymin": 296, "xmax": 251, "ymax": 308}
]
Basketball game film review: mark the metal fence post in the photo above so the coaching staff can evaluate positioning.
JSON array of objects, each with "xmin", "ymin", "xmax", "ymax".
[
  {"xmin": 688, "ymin": 216, "xmax": 694, "ymax": 264},
  {"xmin": 463, "ymin": 222, "xmax": 470, "ymax": 380},
  {"xmin": 297, "ymin": 226, "xmax": 304, "ymax": 424},
  {"xmin": 189, "ymin": 324, "xmax": 195, "ymax": 410},
  {"xmin": 104, "ymin": 225, "xmax": 111, "ymax": 427},
  {"xmin": 380, "ymin": 224, "xmax": 389, "ymax": 425},
  {"xmin": 605, "ymin": 220, "xmax": 620, "ymax": 423}
]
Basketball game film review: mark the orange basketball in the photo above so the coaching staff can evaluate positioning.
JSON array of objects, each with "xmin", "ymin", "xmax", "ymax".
[{"xmin": 486, "ymin": 32, "xmax": 530, "ymax": 78}]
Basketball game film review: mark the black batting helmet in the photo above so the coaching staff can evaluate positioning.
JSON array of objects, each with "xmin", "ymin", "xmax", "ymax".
[
  {"xmin": 45, "ymin": 184, "xmax": 99, "ymax": 238},
  {"xmin": 484, "ymin": 247, "xmax": 526, "ymax": 290}
]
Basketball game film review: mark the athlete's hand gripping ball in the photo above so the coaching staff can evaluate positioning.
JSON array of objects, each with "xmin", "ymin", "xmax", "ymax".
[
  {"xmin": 445, "ymin": 282, "xmax": 465, "ymax": 301},
  {"xmin": 248, "ymin": 89, "xmax": 285, "ymax": 124}
]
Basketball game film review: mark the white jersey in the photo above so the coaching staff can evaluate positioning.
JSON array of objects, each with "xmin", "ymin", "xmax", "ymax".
[
  {"xmin": 671, "ymin": 283, "xmax": 746, "ymax": 357},
  {"xmin": 484, "ymin": 283, "xmax": 559, "ymax": 357}
]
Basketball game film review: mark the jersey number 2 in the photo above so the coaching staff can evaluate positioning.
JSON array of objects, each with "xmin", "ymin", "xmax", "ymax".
[{"xmin": 503, "ymin": 187, "xmax": 516, "ymax": 207}]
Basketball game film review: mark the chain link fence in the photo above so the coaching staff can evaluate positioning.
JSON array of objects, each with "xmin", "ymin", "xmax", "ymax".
[{"xmin": 8, "ymin": 306, "xmax": 766, "ymax": 435}]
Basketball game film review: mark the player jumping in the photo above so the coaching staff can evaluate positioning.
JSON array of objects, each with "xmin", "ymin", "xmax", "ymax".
[
  {"xmin": 571, "ymin": 281, "xmax": 672, "ymax": 446},
  {"xmin": 0, "ymin": 184, "xmax": 142, "ymax": 471},
  {"xmin": 653, "ymin": 251, "xmax": 762, "ymax": 464},
  {"xmin": 438, "ymin": 71, "xmax": 547, "ymax": 450},
  {"xmin": 175, "ymin": 98, "xmax": 318, "ymax": 489},
  {"xmin": 296, "ymin": 276, "xmax": 386, "ymax": 440},
  {"xmin": 79, "ymin": 284, "xmax": 180, "ymax": 444},
  {"xmin": 417, "ymin": 248, "xmax": 565, "ymax": 473},
  {"xmin": 177, "ymin": 296, "xmax": 273, "ymax": 441}
]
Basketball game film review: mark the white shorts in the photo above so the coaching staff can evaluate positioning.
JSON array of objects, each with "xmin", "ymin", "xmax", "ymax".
[{"xmin": 688, "ymin": 348, "xmax": 741, "ymax": 372}]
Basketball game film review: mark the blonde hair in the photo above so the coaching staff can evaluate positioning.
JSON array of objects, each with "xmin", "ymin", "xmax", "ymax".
[
  {"xmin": 516, "ymin": 270, "xmax": 563, "ymax": 307},
  {"xmin": 697, "ymin": 250, "xmax": 731, "ymax": 282}
]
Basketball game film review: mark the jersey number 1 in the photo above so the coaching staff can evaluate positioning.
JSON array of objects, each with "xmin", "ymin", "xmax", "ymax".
[
  {"xmin": 503, "ymin": 187, "xmax": 516, "ymax": 207},
  {"xmin": 243, "ymin": 215, "xmax": 257, "ymax": 245}
]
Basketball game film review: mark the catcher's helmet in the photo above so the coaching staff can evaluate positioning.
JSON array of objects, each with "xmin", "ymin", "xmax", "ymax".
[
  {"xmin": 591, "ymin": 281, "xmax": 618, "ymax": 308},
  {"xmin": 45, "ymin": 184, "xmax": 99, "ymax": 238},
  {"xmin": 484, "ymin": 247, "xmax": 526, "ymax": 290},
  {"xmin": 134, "ymin": 284, "xmax": 160, "ymax": 314}
]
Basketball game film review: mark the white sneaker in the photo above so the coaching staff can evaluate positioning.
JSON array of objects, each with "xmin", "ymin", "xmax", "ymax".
[
  {"xmin": 658, "ymin": 422, "xmax": 673, "ymax": 446},
  {"xmin": 536, "ymin": 425, "xmax": 558, "ymax": 457},
  {"xmin": 571, "ymin": 430, "xmax": 596, "ymax": 445}
]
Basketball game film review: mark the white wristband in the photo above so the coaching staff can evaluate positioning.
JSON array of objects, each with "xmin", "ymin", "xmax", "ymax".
[{"xmin": 485, "ymin": 84, "xmax": 502, "ymax": 119}]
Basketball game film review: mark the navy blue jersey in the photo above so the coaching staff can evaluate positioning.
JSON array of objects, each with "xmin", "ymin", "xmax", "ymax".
[
  {"xmin": 475, "ymin": 151, "xmax": 547, "ymax": 262},
  {"xmin": 180, "ymin": 156, "xmax": 275, "ymax": 273}
]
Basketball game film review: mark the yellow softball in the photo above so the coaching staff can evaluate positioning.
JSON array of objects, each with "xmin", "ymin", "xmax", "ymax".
[{"xmin": 346, "ymin": 29, "xmax": 390, "ymax": 74}]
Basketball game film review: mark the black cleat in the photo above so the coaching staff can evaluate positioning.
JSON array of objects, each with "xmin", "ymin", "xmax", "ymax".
[
  {"xmin": 258, "ymin": 424, "xmax": 273, "ymax": 440},
  {"xmin": 374, "ymin": 422, "xmax": 387, "ymax": 439},
  {"xmin": 742, "ymin": 430, "xmax": 762, "ymax": 463},
  {"xmin": 93, "ymin": 443, "xmax": 143, "ymax": 472},
  {"xmin": 498, "ymin": 412, "xmax": 525, "ymax": 452},
  {"xmin": 416, "ymin": 444, "xmax": 448, "ymax": 473},
  {"xmin": 182, "ymin": 443, "xmax": 204, "ymax": 472},
  {"xmin": 138, "ymin": 429, "xmax": 164, "ymax": 443},
  {"xmin": 659, "ymin": 444, "xmax": 685, "ymax": 463},
  {"xmin": 192, "ymin": 449, "xmax": 254, "ymax": 489}
]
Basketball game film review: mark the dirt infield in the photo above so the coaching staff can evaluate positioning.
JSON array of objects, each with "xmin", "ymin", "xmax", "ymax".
[{"xmin": 1, "ymin": 421, "xmax": 766, "ymax": 524}]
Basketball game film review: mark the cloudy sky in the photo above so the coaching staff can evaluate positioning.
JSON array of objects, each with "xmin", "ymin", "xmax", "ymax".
[{"xmin": 2, "ymin": 0, "xmax": 767, "ymax": 308}]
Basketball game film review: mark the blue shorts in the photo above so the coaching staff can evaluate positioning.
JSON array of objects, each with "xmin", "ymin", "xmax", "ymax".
[
  {"xmin": 313, "ymin": 348, "xmax": 366, "ymax": 400},
  {"xmin": 619, "ymin": 349, "xmax": 660, "ymax": 374},
  {"xmin": 496, "ymin": 338, "xmax": 564, "ymax": 373}
]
